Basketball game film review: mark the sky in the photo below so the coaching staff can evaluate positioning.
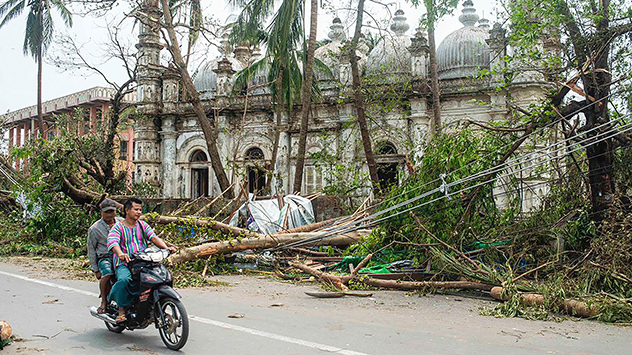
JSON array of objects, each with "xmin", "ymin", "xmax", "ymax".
[{"xmin": 0, "ymin": 0, "xmax": 499, "ymax": 114}]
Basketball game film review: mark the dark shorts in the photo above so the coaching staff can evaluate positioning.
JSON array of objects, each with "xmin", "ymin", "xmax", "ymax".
[{"xmin": 97, "ymin": 257, "xmax": 114, "ymax": 276}]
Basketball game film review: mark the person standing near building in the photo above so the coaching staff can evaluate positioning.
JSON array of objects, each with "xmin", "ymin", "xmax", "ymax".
[
  {"xmin": 107, "ymin": 197, "xmax": 175, "ymax": 323},
  {"xmin": 87, "ymin": 198, "xmax": 122, "ymax": 314}
]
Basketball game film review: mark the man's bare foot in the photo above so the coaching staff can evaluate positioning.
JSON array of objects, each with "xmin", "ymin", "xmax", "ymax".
[{"xmin": 97, "ymin": 305, "xmax": 106, "ymax": 314}]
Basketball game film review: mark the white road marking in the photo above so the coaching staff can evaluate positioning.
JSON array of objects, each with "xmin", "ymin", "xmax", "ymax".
[
  {"xmin": 0, "ymin": 270, "xmax": 98, "ymax": 297},
  {"xmin": 189, "ymin": 315, "xmax": 370, "ymax": 355},
  {"xmin": 0, "ymin": 269, "xmax": 371, "ymax": 355}
]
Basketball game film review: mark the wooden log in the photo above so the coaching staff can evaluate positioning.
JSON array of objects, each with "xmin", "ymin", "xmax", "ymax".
[
  {"xmin": 290, "ymin": 261, "xmax": 351, "ymax": 291},
  {"xmin": 169, "ymin": 230, "xmax": 370, "ymax": 263},
  {"xmin": 290, "ymin": 260, "xmax": 494, "ymax": 292},
  {"xmin": 360, "ymin": 277, "xmax": 494, "ymax": 291},
  {"xmin": 490, "ymin": 286, "xmax": 599, "ymax": 318}
]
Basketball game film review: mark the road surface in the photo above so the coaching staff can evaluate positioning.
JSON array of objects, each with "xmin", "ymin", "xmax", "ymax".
[{"xmin": 1, "ymin": 260, "xmax": 631, "ymax": 354}]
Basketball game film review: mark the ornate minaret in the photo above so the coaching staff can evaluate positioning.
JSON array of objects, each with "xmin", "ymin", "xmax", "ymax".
[
  {"xmin": 408, "ymin": 28, "xmax": 429, "ymax": 78},
  {"xmin": 134, "ymin": 0, "xmax": 163, "ymax": 188}
]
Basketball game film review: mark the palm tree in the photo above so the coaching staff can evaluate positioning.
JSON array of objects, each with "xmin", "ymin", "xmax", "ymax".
[
  {"xmin": 0, "ymin": 0, "xmax": 72, "ymax": 138},
  {"xmin": 230, "ymin": 0, "xmax": 305, "ymax": 193}
]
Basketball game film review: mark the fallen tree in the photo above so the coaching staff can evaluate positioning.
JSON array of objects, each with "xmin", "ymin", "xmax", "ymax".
[
  {"xmin": 489, "ymin": 286, "xmax": 599, "ymax": 318},
  {"xmin": 169, "ymin": 229, "xmax": 371, "ymax": 263},
  {"xmin": 289, "ymin": 260, "xmax": 495, "ymax": 292},
  {"xmin": 146, "ymin": 215, "xmax": 260, "ymax": 238}
]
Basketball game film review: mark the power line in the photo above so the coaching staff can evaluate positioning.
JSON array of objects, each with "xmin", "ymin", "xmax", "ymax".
[{"xmin": 275, "ymin": 120, "xmax": 632, "ymax": 249}]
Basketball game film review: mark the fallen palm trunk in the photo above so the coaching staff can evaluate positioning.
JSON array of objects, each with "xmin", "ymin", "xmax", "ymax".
[
  {"xmin": 290, "ymin": 260, "xmax": 352, "ymax": 290},
  {"xmin": 490, "ymin": 286, "xmax": 599, "ymax": 318},
  {"xmin": 360, "ymin": 277, "xmax": 494, "ymax": 291},
  {"xmin": 146, "ymin": 215, "xmax": 259, "ymax": 238},
  {"xmin": 289, "ymin": 261, "xmax": 494, "ymax": 292},
  {"xmin": 170, "ymin": 230, "xmax": 370, "ymax": 263}
]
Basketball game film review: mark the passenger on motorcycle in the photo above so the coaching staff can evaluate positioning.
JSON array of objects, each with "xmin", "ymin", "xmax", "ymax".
[
  {"xmin": 107, "ymin": 197, "xmax": 176, "ymax": 323},
  {"xmin": 87, "ymin": 198, "xmax": 123, "ymax": 314}
]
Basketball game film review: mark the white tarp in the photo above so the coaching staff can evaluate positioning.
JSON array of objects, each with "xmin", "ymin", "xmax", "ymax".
[{"xmin": 229, "ymin": 194, "xmax": 316, "ymax": 235}]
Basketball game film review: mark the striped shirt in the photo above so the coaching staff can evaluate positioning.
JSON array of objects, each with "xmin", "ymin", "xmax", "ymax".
[{"xmin": 107, "ymin": 220, "xmax": 156, "ymax": 267}]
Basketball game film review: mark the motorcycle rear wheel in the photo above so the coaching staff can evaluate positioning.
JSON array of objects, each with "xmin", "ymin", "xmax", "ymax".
[{"xmin": 158, "ymin": 297, "xmax": 189, "ymax": 350}]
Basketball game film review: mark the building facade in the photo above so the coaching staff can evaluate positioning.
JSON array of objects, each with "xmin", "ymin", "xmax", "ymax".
[
  {"xmin": 0, "ymin": 86, "xmax": 135, "ymax": 180},
  {"xmin": 132, "ymin": 1, "xmax": 557, "ymax": 204}
]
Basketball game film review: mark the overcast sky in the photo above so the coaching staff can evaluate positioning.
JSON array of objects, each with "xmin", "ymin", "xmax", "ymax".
[{"xmin": 0, "ymin": 0, "xmax": 498, "ymax": 114}]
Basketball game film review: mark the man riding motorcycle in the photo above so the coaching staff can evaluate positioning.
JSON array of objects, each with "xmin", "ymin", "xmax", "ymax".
[{"xmin": 107, "ymin": 197, "xmax": 176, "ymax": 323}]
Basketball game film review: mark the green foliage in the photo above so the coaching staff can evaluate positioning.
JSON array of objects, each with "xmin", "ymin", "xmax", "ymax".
[
  {"xmin": 0, "ymin": 194, "xmax": 94, "ymax": 258},
  {"xmin": 359, "ymin": 127, "xmax": 514, "ymax": 254}
]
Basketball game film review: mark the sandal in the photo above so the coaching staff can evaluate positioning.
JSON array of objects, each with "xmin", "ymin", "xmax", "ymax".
[
  {"xmin": 97, "ymin": 305, "xmax": 106, "ymax": 314},
  {"xmin": 115, "ymin": 314, "xmax": 127, "ymax": 324}
]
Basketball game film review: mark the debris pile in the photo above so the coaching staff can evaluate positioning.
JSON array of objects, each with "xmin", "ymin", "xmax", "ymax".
[{"xmin": 0, "ymin": 320, "xmax": 12, "ymax": 350}]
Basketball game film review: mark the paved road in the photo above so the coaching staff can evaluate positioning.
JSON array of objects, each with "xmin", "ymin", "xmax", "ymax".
[{"xmin": 1, "ymin": 261, "xmax": 631, "ymax": 355}]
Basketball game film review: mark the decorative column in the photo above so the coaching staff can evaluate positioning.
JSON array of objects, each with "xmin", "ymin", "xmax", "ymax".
[
  {"xmin": 160, "ymin": 116, "xmax": 177, "ymax": 197},
  {"xmin": 486, "ymin": 23, "xmax": 507, "ymax": 112},
  {"xmin": 213, "ymin": 57, "xmax": 235, "ymax": 97},
  {"xmin": 15, "ymin": 124, "xmax": 21, "ymax": 147},
  {"xmin": 134, "ymin": 115, "xmax": 161, "ymax": 187},
  {"xmin": 134, "ymin": 0, "xmax": 163, "ymax": 189},
  {"xmin": 136, "ymin": 0, "xmax": 162, "ymax": 109}
]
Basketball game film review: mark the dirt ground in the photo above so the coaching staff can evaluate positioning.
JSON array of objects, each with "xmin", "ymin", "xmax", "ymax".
[{"xmin": 0, "ymin": 256, "xmax": 95, "ymax": 281}]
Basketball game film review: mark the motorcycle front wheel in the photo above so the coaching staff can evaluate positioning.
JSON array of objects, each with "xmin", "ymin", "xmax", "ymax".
[
  {"xmin": 158, "ymin": 297, "xmax": 189, "ymax": 350},
  {"xmin": 105, "ymin": 321, "xmax": 125, "ymax": 333}
]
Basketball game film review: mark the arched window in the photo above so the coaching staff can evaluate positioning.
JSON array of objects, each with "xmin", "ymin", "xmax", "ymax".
[
  {"xmin": 190, "ymin": 149, "xmax": 209, "ymax": 198},
  {"xmin": 245, "ymin": 147, "xmax": 266, "ymax": 194},
  {"xmin": 245, "ymin": 147, "xmax": 264, "ymax": 161},
  {"xmin": 376, "ymin": 141, "xmax": 397, "ymax": 155},
  {"xmin": 375, "ymin": 141, "xmax": 399, "ymax": 190},
  {"xmin": 190, "ymin": 150, "xmax": 208, "ymax": 162}
]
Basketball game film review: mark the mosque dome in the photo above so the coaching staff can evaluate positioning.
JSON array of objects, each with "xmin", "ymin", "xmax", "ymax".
[
  {"xmin": 314, "ymin": 17, "xmax": 347, "ymax": 81},
  {"xmin": 436, "ymin": 1, "xmax": 490, "ymax": 80},
  {"xmin": 193, "ymin": 34, "xmax": 245, "ymax": 98},
  {"xmin": 193, "ymin": 56, "xmax": 244, "ymax": 98},
  {"xmin": 365, "ymin": 9, "xmax": 412, "ymax": 75}
]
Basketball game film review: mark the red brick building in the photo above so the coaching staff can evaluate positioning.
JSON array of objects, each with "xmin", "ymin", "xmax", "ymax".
[{"xmin": 0, "ymin": 86, "xmax": 135, "ymax": 184}]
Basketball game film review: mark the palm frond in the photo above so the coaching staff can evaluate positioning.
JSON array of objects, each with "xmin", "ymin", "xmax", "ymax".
[
  {"xmin": 0, "ymin": 0, "xmax": 24, "ymax": 19},
  {"xmin": 23, "ymin": 9, "xmax": 40, "ymax": 57},
  {"xmin": 51, "ymin": 0, "xmax": 72, "ymax": 27},
  {"xmin": 0, "ymin": 0, "xmax": 26, "ymax": 28}
]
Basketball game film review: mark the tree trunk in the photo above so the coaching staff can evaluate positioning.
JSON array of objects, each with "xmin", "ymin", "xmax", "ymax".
[
  {"xmin": 425, "ymin": 0, "xmax": 441, "ymax": 137},
  {"xmin": 349, "ymin": 0, "xmax": 380, "ymax": 195},
  {"xmin": 290, "ymin": 260, "xmax": 494, "ymax": 292},
  {"xmin": 169, "ymin": 229, "xmax": 369, "ymax": 263},
  {"xmin": 36, "ymin": 42, "xmax": 45, "ymax": 138},
  {"xmin": 490, "ymin": 287, "xmax": 599, "ymax": 318},
  {"xmin": 292, "ymin": 0, "xmax": 318, "ymax": 193},
  {"xmin": 583, "ymin": 0, "xmax": 614, "ymax": 221},
  {"xmin": 159, "ymin": 0, "xmax": 234, "ymax": 199}
]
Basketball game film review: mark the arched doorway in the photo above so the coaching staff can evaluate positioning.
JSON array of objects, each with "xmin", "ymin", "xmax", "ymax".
[
  {"xmin": 190, "ymin": 150, "xmax": 209, "ymax": 198},
  {"xmin": 376, "ymin": 142, "xmax": 399, "ymax": 190},
  {"xmin": 245, "ymin": 147, "xmax": 266, "ymax": 194}
]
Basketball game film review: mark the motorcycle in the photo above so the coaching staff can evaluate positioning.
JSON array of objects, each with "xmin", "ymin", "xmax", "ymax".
[{"xmin": 90, "ymin": 247, "xmax": 189, "ymax": 350}]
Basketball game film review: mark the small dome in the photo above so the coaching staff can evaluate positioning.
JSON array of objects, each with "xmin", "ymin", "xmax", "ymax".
[
  {"xmin": 314, "ymin": 17, "xmax": 347, "ymax": 81},
  {"xmin": 365, "ymin": 9, "xmax": 412, "ymax": 75},
  {"xmin": 193, "ymin": 56, "xmax": 244, "ymax": 98},
  {"xmin": 436, "ymin": 1, "xmax": 490, "ymax": 80}
]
